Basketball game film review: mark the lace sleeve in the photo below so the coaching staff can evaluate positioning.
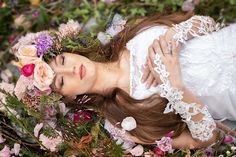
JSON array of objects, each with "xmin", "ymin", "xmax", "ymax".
[
  {"xmin": 173, "ymin": 15, "xmax": 220, "ymax": 44},
  {"xmin": 154, "ymin": 54, "xmax": 216, "ymax": 141}
]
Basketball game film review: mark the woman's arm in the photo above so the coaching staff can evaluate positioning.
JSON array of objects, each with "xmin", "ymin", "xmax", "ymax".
[
  {"xmin": 164, "ymin": 15, "xmax": 219, "ymax": 44},
  {"xmin": 146, "ymin": 37, "xmax": 217, "ymax": 142},
  {"xmin": 142, "ymin": 15, "xmax": 219, "ymax": 88}
]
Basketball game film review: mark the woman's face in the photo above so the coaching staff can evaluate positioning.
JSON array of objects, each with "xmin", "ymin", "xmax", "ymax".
[{"xmin": 49, "ymin": 53, "xmax": 97, "ymax": 96}]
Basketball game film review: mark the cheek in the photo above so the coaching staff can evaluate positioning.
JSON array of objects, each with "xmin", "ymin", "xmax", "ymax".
[{"xmin": 62, "ymin": 74, "xmax": 94, "ymax": 96}]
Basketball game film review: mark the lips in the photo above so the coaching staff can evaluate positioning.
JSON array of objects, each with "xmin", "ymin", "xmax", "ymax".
[{"xmin": 79, "ymin": 64, "xmax": 86, "ymax": 80}]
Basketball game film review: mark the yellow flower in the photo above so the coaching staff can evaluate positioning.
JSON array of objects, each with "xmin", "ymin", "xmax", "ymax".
[
  {"xmin": 16, "ymin": 45, "xmax": 41, "ymax": 66},
  {"xmin": 30, "ymin": 0, "xmax": 40, "ymax": 6}
]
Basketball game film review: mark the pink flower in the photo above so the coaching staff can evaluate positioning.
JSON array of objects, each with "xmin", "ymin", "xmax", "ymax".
[
  {"xmin": 129, "ymin": 145, "xmax": 144, "ymax": 156},
  {"xmin": 73, "ymin": 110, "xmax": 92, "ymax": 123},
  {"xmin": 34, "ymin": 123, "xmax": 43, "ymax": 137},
  {"xmin": 33, "ymin": 61, "xmax": 54, "ymax": 91},
  {"xmin": 0, "ymin": 145, "xmax": 11, "ymax": 157},
  {"xmin": 44, "ymin": 106, "xmax": 57, "ymax": 118},
  {"xmin": 21, "ymin": 63, "xmax": 35, "ymax": 77},
  {"xmin": 224, "ymin": 135, "xmax": 234, "ymax": 144},
  {"xmin": 39, "ymin": 131, "xmax": 63, "ymax": 152},
  {"xmin": 153, "ymin": 147, "xmax": 165, "ymax": 157},
  {"xmin": 58, "ymin": 20, "xmax": 81, "ymax": 37},
  {"xmin": 155, "ymin": 136, "xmax": 173, "ymax": 152},
  {"xmin": 14, "ymin": 75, "xmax": 34, "ymax": 100},
  {"xmin": 182, "ymin": 0, "xmax": 195, "ymax": 12},
  {"xmin": 11, "ymin": 143, "xmax": 21, "ymax": 155}
]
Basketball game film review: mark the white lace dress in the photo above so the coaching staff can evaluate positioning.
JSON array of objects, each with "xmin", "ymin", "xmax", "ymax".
[{"xmin": 104, "ymin": 16, "xmax": 236, "ymax": 149}]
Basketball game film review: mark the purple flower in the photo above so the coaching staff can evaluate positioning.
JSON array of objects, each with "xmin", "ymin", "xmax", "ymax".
[
  {"xmin": 36, "ymin": 34, "xmax": 53, "ymax": 57},
  {"xmin": 32, "ymin": 10, "xmax": 39, "ymax": 18},
  {"xmin": 204, "ymin": 147, "xmax": 214, "ymax": 157}
]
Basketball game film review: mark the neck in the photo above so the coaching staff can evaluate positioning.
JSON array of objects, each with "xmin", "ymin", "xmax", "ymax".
[{"xmin": 89, "ymin": 61, "xmax": 123, "ymax": 95}]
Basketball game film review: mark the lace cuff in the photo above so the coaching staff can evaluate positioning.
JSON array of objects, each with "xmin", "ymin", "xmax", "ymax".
[
  {"xmin": 173, "ymin": 15, "xmax": 219, "ymax": 44},
  {"xmin": 154, "ymin": 54, "xmax": 216, "ymax": 141}
]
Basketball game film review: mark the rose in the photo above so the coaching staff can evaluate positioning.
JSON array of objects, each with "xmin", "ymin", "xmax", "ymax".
[
  {"xmin": 153, "ymin": 147, "xmax": 165, "ymax": 157},
  {"xmin": 20, "ymin": 63, "xmax": 35, "ymax": 77},
  {"xmin": 73, "ymin": 110, "xmax": 92, "ymax": 123},
  {"xmin": 33, "ymin": 61, "xmax": 54, "ymax": 91},
  {"xmin": 121, "ymin": 117, "xmax": 137, "ymax": 131},
  {"xmin": 156, "ymin": 137, "xmax": 173, "ymax": 152},
  {"xmin": 16, "ymin": 45, "xmax": 41, "ymax": 67},
  {"xmin": 224, "ymin": 135, "xmax": 234, "ymax": 144}
]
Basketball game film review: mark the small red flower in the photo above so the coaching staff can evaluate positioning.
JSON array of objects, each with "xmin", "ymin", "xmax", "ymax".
[
  {"xmin": 73, "ymin": 110, "xmax": 92, "ymax": 123},
  {"xmin": 154, "ymin": 147, "xmax": 166, "ymax": 157},
  {"xmin": 20, "ymin": 63, "xmax": 35, "ymax": 77}
]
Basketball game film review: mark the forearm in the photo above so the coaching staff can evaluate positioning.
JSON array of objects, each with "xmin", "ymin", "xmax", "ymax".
[{"xmin": 164, "ymin": 15, "xmax": 218, "ymax": 43}]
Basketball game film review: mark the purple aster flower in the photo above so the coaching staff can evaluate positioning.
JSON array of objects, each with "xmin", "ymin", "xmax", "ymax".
[{"xmin": 36, "ymin": 34, "xmax": 53, "ymax": 57}]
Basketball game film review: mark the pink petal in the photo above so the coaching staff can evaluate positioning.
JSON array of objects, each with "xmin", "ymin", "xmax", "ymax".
[{"xmin": 129, "ymin": 145, "xmax": 144, "ymax": 156}]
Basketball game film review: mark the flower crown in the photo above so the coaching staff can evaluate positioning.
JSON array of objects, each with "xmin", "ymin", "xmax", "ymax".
[
  {"xmin": 12, "ymin": 20, "xmax": 81, "ymax": 100},
  {"xmin": 12, "ymin": 14, "xmax": 127, "ymax": 100}
]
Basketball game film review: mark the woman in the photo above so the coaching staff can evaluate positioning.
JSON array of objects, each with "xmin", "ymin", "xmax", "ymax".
[
  {"xmin": 48, "ymin": 12, "xmax": 234, "ymax": 150},
  {"xmin": 13, "ymin": 12, "xmax": 234, "ymax": 150}
]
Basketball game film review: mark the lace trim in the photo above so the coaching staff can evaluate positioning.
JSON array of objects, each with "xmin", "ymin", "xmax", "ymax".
[
  {"xmin": 154, "ymin": 53, "xmax": 216, "ymax": 141},
  {"xmin": 173, "ymin": 15, "xmax": 219, "ymax": 44}
]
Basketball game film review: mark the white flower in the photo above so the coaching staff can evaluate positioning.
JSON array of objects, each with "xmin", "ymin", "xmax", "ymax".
[
  {"xmin": 34, "ymin": 123, "xmax": 43, "ymax": 137},
  {"xmin": 11, "ymin": 143, "xmax": 21, "ymax": 156},
  {"xmin": 14, "ymin": 14, "xmax": 31, "ymax": 29},
  {"xmin": 97, "ymin": 32, "xmax": 111, "ymax": 45},
  {"xmin": 0, "ymin": 69, "xmax": 13, "ymax": 83},
  {"xmin": 0, "ymin": 145, "xmax": 11, "ymax": 157},
  {"xmin": 33, "ymin": 61, "xmax": 55, "ymax": 91},
  {"xmin": 59, "ymin": 20, "xmax": 81, "ymax": 37},
  {"xmin": 58, "ymin": 103, "xmax": 70, "ymax": 116},
  {"xmin": 129, "ymin": 145, "xmax": 144, "ymax": 156},
  {"xmin": 0, "ymin": 82, "xmax": 15, "ymax": 111},
  {"xmin": 106, "ymin": 14, "xmax": 126, "ymax": 37},
  {"xmin": 121, "ymin": 117, "xmax": 137, "ymax": 131},
  {"xmin": 0, "ymin": 82, "xmax": 15, "ymax": 94},
  {"xmin": 39, "ymin": 131, "xmax": 63, "ymax": 152}
]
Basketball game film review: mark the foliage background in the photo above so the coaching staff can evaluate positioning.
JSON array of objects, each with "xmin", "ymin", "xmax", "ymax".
[{"xmin": 0, "ymin": 0, "xmax": 236, "ymax": 156}]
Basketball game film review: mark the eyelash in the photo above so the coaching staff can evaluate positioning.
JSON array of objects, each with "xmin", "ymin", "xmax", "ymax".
[
  {"xmin": 61, "ymin": 55, "xmax": 65, "ymax": 65},
  {"xmin": 60, "ymin": 76, "xmax": 64, "ymax": 88}
]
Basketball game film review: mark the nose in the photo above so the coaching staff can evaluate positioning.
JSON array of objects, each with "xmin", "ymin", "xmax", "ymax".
[{"xmin": 51, "ymin": 65, "xmax": 79, "ymax": 75}]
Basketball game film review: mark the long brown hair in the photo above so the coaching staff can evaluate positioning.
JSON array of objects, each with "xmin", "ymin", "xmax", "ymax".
[{"xmin": 67, "ymin": 11, "xmax": 193, "ymax": 143}]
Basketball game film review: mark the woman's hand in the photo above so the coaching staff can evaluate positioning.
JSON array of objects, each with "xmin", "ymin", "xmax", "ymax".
[
  {"xmin": 141, "ymin": 28, "xmax": 178, "ymax": 89},
  {"xmin": 144, "ymin": 36, "xmax": 184, "ymax": 90}
]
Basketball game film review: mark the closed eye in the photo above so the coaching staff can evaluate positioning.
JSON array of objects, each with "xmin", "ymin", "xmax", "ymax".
[
  {"xmin": 61, "ymin": 55, "xmax": 65, "ymax": 65},
  {"xmin": 60, "ymin": 76, "xmax": 64, "ymax": 89}
]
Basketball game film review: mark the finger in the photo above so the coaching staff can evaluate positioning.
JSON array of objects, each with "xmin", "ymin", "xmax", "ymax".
[
  {"xmin": 141, "ymin": 62, "xmax": 151, "ymax": 83},
  {"xmin": 172, "ymin": 39, "xmax": 180, "ymax": 57},
  {"xmin": 159, "ymin": 35, "xmax": 169, "ymax": 56},
  {"xmin": 151, "ymin": 79, "xmax": 159, "ymax": 87},
  {"xmin": 145, "ymin": 73, "xmax": 155, "ymax": 89},
  {"xmin": 152, "ymin": 39, "xmax": 164, "ymax": 58}
]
